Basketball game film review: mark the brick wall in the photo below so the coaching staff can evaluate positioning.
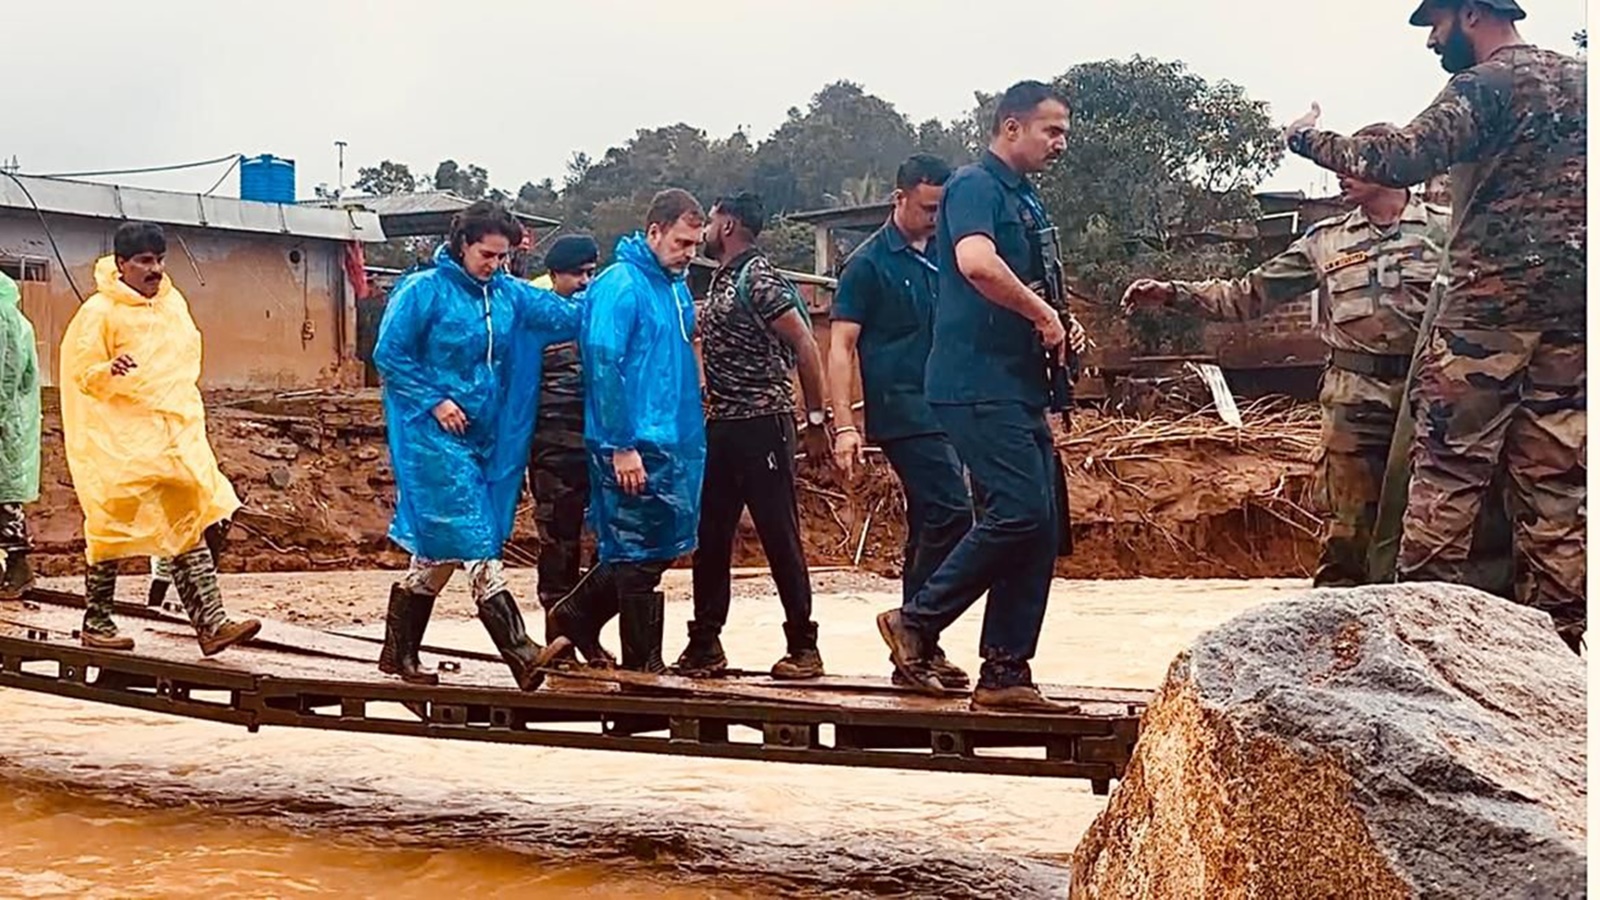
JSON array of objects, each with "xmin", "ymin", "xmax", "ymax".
[{"xmin": 1261, "ymin": 296, "xmax": 1315, "ymax": 336}]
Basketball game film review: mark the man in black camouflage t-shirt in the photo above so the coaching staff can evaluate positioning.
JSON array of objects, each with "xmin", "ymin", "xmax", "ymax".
[{"xmin": 676, "ymin": 192, "xmax": 832, "ymax": 680}]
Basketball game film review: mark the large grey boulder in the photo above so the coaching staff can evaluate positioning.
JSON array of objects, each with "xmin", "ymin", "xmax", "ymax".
[{"xmin": 1071, "ymin": 583, "xmax": 1587, "ymax": 899}]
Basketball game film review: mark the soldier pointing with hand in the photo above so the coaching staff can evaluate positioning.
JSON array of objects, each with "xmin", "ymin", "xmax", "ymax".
[
  {"xmin": 1123, "ymin": 123, "xmax": 1510, "ymax": 591},
  {"xmin": 1282, "ymin": 0, "xmax": 1587, "ymax": 653}
]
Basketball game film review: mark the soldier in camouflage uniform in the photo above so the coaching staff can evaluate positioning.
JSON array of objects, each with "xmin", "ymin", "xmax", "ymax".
[
  {"xmin": 1285, "ymin": 0, "xmax": 1586, "ymax": 652},
  {"xmin": 528, "ymin": 235, "xmax": 600, "ymax": 618},
  {"xmin": 1122, "ymin": 124, "xmax": 1514, "ymax": 588}
]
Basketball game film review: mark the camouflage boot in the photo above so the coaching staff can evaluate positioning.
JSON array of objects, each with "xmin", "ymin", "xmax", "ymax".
[
  {"xmin": 170, "ymin": 546, "xmax": 260, "ymax": 657},
  {"xmin": 81, "ymin": 560, "xmax": 133, "ymax": 651}
]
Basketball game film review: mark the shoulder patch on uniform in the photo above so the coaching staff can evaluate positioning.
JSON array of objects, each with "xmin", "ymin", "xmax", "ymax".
[{"xmin": 1301, "ymin": 211, "xmax": 1352, "ymax": 239}]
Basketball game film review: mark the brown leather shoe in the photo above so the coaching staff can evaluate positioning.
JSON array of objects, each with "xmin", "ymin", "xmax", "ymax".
[
  {"xmin": 81, "ymin": 631, "xmax": 135, "ymax": 651},
  {"xmin": 970, "ymin": 684, "xmax": 1082, "ymax": 713},
  {"xmin": 198, "ymin": 618, "xmax": 262, "ymax": 657}
]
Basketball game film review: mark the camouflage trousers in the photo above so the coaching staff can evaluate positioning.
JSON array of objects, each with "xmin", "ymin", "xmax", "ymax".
[
  {"xmin": 84, "ymin": 547, "xmax": 229, "ymax": 638},
  {"xmin": 1314, "ymin": 367, "xmax": 1406, "ymax": 587},
  {"xmin": 402, "ymin": 556, "xmax": 510, "ymax": 604},
  {"xmin": 1314, "ymin": 366, "xmax": 1513, "ymax": 591},
  {"xmin": 530, "ymin": 442, "xmax": 590, "ymax": 608},
  {"xmin": 1399, "ymin": 328, "xmax": 1586, "ymax": 646}
]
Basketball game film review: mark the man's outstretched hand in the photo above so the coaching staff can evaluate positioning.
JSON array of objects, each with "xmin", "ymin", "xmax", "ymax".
[
  {"xmin": 1284, "ymin": 102, "xmax": 1322, "ymax": 144},
  {"xmin": 1120, "ymin": 279, "xmax": 1177, "ymax": 316}
]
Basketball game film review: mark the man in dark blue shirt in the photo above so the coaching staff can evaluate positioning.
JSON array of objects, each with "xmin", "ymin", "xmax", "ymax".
[
  {"xmin": 828, "ymin": 153, "xmax": 972, "ymax": 690},
  {"xmin": 877, "ymin": 80, "xmax": 1083, "ymax": 711}
]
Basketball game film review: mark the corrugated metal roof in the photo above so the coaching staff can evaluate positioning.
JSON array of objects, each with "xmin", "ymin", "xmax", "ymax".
[
  {"xmin": 335, "ymin": 190, "xmax": 562, "ymax": 227},
  {"xmin": 787, "ymin": 201, "xmax": 893, "ymax": 225},
  {"xmin": 0, "ymin": 173, "xmax": 386, "ymax": 242}
]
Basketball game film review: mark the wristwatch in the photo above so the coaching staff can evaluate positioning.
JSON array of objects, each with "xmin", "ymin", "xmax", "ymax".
[{"xmin": 806, "ymin": 409, "xmax": 828, "ymax": 428}]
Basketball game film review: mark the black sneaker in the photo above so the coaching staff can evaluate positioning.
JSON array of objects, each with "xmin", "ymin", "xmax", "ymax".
[
  {"xmin": 0, "ymin": 551, "xmax": 33, "ymax": 600},
  {"xmin": 673, "ymin": 628, "xmax": 728, "ymax": 678}
]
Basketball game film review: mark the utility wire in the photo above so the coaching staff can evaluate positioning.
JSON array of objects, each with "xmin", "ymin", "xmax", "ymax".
[
  {"xmin": 30, "ymin": 153, "xmax": 242, "ymax": 179},
  {"xmin": 0, "ymin": 169, "xmax": 85, "ymax": 302},
  {"xmin": 203, "ymin": 155, "xmax": 244, "ymax": 196}
]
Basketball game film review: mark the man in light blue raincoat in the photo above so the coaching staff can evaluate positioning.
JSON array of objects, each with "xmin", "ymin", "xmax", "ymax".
[
  {"xmin": 374, "ymin": 201, "xmax": 581, "ymax": 691},
  {"xmin": 544, "ymin": 189, "xmax": 708, "ymax": 673}
]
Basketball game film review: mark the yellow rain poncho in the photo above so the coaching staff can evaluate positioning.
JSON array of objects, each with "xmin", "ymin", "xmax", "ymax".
[{"xmin": 59, "ymin": 257, "xmax": 240, "ymax": 564}]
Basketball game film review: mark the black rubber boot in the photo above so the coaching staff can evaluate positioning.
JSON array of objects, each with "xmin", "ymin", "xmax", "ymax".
[
  {"xmin": 673, "ymin": 619, "xmax": 727, "ymax": 677},
  {"xmin": 0, "ymin": 550, "xmax": 32, "ymax": 600},
  {"xmin": 378, "ymin": 584, "xmax": 439, "ymax": 685},
  {"xmin": 546, "ymin": 566, "xmax": 619, "ymax": 666},
  {"xmin": 478, "ymin": 590, "xmax": 559, "ymax": 691},
  {"xmin": 146, "ymin": 576, "xmax": 170, "ymax": 608},
  {"xmin": 771, "ymin": 620, "xmax": 824, "ymax": 680},
  {"xmin": 618, "ymin": 590, "xmax": 667, "ymax": 674},
  {"xmin": 1559, "ymin": 627, "xmax": 1585, "ymax": 656},
  {"xmin": 203, "ymin": 520, "xmax": 231, "ymax": 566}
]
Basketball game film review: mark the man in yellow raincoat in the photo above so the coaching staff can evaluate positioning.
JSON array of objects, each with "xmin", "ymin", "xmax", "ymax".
[{"xmin": 59, "ymin": 221, "xmax": 260, "ymax": 655}]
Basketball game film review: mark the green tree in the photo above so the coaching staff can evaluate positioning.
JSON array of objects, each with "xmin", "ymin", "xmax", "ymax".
[
  {"xmin": 515, "ymin": 178, "xmax": 562, "ymax": 219},
  {"xmin": 752, "ymin": 81, "xmax": 920, "ymax": 212},
  {"xmin": 969, "ymin": 58, "xmax": 1283, "ymax": 353},
  {"xmin": 353, "ymin": 160, "xmax": 417, "ymax": 195},
  {"xmin": 761, "ymin": 218, "xmax": 816, "ymax": 272},
  {"xmin": 915, "ymin": 118, "xmax": 974, "ymax": 167},
  {"xmin": 585, "ymin": 195, "xmax": 651, "ymax": 261},
  {"xmin": 433, "ymin": 160, "xmax": 491, "ymax": 199}
]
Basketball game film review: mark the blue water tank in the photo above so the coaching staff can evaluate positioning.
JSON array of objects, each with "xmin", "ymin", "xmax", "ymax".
[{"xmin": 239, "ymin": 154, "xmax": 296, "ymax": 204}]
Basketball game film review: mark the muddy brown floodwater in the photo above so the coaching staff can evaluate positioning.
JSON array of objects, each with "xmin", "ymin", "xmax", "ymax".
[{"xmin": 0, "ymin": 570, "xmax": 1299, "ymax": 898}]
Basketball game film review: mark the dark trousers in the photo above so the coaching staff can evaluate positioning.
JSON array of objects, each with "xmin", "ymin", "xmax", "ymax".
[
  {"xmin": 530, "ymin": 442, "xmax": 590, "ymax": 607},
  {"xmin": 880, "ymin": 434, "xmax": 974, "ymax": 606},
  {"xmin": 903, "ymin": 402, "xmax": 1057, "ymax": 686},
  {"xmin": 690, "ymin": 414, "xmax": 812, "ymax": 632}
]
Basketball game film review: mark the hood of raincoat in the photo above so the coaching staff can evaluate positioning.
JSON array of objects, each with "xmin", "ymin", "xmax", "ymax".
[
  {"xmin": 0, "ymin": 270, "xmax": 41, "ymax": 503},
  {"xmin": 579, "ymin": 232, "xmax": 706, "ymax": 564},
  {"xmin": 613, "ymin": 232, "xmax": 677, "ymax": 286},
  {"xmin": 93, "ymin": 255, "xmax": 173, "ymax": 306}
]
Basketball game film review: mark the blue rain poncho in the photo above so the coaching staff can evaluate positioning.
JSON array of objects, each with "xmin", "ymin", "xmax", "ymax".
[
  {"xmin": 0, "ymin": 272, "xmax": 40, "ymax": 505},
  {"xmin": 582, "ymin": 233, "xmax": 706, "ymax": 564},
  {"xmin": 375, "ymin": 245, "xmax": 582, "ymax": 561}
]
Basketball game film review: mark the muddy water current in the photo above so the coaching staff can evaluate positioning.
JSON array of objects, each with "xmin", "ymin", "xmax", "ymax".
[{"xmin": 0, "ymin": 574, "xmax": 1297, "ymax": 898}]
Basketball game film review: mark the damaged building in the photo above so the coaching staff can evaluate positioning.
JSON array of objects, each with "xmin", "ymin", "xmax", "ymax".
[{"xmin": 0, "ymin": 172, "xmax": 385, "ymax": 389}]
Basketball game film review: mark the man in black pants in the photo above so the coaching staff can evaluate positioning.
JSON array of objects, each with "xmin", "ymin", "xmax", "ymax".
[
  {"xmin": 528, "ymin": 235, "xmax": 600, "ymax": 621},
  {"xmin": 675, "ymin": 192, "xmax": 832, "ymax": 680},
  {"xmin": 828, "ymin": 153, "xmax": 972, "ymax": 690},
  {"xmin": 877, "ymin": 80, "xmax": 1083, "ymax": 711}
]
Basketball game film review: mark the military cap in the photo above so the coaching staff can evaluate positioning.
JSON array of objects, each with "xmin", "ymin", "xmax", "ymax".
[{"xmin": 1409, "ymin": 0, "xmax": 1526, "ymax": 26}]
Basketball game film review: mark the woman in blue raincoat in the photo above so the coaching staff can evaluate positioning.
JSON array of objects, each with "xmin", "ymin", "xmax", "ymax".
[
  {"xmin": 374, "ymin": 201, "xmax": 581, "ymax": 690},
  {"xmin": 544, "ymin": 189, "xmax": 708, "ymax": 673}
]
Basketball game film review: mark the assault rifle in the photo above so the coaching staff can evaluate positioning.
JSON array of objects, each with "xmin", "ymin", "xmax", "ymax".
[{"xmin": 1033, "ymin": 223, "xmax": 1077, "ymax": 557}]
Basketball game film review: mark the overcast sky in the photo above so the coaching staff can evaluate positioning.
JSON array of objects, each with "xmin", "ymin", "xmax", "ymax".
[{"xmin": 4, "ymin": 0, "xmax": 1587, "ymax": 204}]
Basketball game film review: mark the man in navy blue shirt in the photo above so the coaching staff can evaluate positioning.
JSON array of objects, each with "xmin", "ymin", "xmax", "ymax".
[
  {"xmin": 828, "ymin": 153, "xmax": 972, "ymax": 690},
  {"xmin": 877, "ymin": 80, "xmax": 1084, "ymax": 711}
]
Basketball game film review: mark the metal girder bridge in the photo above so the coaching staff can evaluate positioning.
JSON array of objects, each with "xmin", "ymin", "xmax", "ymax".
[{"xmin": 0, "ymin": 589, "xmax": 1150, "ymax": 795}]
